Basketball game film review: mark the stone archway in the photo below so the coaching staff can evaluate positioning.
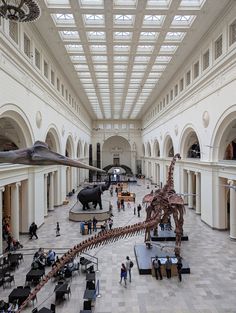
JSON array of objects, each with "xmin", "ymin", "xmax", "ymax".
[
  {"xmin": 163, "ymin": 135, "xmax": 174, "ymax": 157},
  {"xmin": 102, "ymin": 136, "xmax": 132, "ymax": 173},
  {"xmin": 44, "ymin": 127, "xmax": 61, "ymax": 213},
  {"xmin": 65, "ymin": 136, "xmax": 74, "ymax": 194},
  {"xmin": 0, "ymin": 112, "xmax": 33, "ymax": 244},
  {"xmin": 45, "ymin": 126, "xmax": 60, "ymax": 153},
  {"xmin": 180, "ymin": 128, "xmax": 201, "ymax": 159},
  {"xmin": 212, "ymin": 110, "xmax": 236, "ymax": 161},
  {"xmin": 153, "ymin": 139, "xmax": 160, "ymax": 158},
  {"xmin": 76, "ymin": 140, "xmax": 83, "ymax": 187}
]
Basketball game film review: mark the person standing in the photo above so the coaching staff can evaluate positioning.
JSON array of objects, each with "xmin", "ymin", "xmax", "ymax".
[
  {"xmin": 137, "ymin": 204, "xmax": 142, "ymax": 217},
  {"xmin": 108, "ymin": 218, "xmax": 113, "ymax": 230},
  {"xmin": 125, "ymin": 256, "xmax": 133, "ymax": 283},
  {"xmin": 177, "ymin": 257, "xmax": 183, "ymax": 282},
  {"xmin": 165, "ymin": 256, "xmax": 172, "ymax": 279},
  {"xmin": 93, "ymin": 216, "xmax": 98, "ymax": 232},
  {"xmin": 134, "ymin": 206, "xmax": 136, "ymax": 215},
  {"xmin": 29, "ymin": 222, "xmax": 38, "ymax": 239},
  {"xmin": 56, "ymin": 222, "xmax": 60, "ymax": 237},
  {"xmin": 152, "ymin": 256, "xmax": 162, "ymax": 280},
  {"xmin": 87, "ymin": 220, "xmax": 92, "ymax": 234},
  {"xmin": 119, "ymin": 263, "xmax": 127, "ymax": 287}
]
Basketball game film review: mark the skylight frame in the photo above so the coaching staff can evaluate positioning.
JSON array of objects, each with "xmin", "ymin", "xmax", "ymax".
[
  {"xmin": 143, "ymin": 15, "xmax": 165, "ymax": 26},
  {"xmin": 139, "ymin": 31, "xmax": 159, "ymax": 41},
  {"xmin": 114, "ymin": 31, "xmax": 132, "ymax": 40},
  {"xmin": 52, "ymin": 14, "xmax": 75, "ymax": 26},
  {"xmin": 87, "ymin": 31, "xmax": 106, "ymax": 41},
  {"xmin": 114, "ymin": 15, "xmax": 135, "ymax": 26},
  {"xmin": 60, "ymin": 30, "xmax": 79, "ymax": 40},
  {"xmin": 165, "ymin": 32, "xmax": 186, "ymax": 42},
  {"xmin": 79, "ymin": 0, "xmax": 104, "ymax": 9},
  {"xmin": 65, "ymin": 44, "xmax": 84, "ymax": 52},
  {"xmin": 83, "ymin": 14, "xmax": 105, "ymax": 26},
  {"xmin": 171, "ymin": 15, "xmax": 196, "ymax": 26}
]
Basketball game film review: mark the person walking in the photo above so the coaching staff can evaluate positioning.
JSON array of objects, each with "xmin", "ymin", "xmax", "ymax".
[
  {"xmin": 29, "ymin": 222, "xmax": 38, "ymax": 239},
  {"xmin": 137, "ymin": 204, "xmax": 142, "ymax": 217},
  {"xmin": 152, "ymin": 256, "xmax": 162, "ymax": 280},
  {"xmin": 119, "ymin": 263, "xmax": 127, "ymax": 287},
  {"xmin": 165, "ymin": 256, "xmax": 172, "ymax": 279},
  {"xmin": 126, "ymin": 256, "xmax": 133, "ymax": 283},
  {"xmin": 177, "ymin": 256, "xmax": 183, "ymax": 282},
  {"xmin": 56, "ymin": 222, "xmax": 60, "ymax": 237}
]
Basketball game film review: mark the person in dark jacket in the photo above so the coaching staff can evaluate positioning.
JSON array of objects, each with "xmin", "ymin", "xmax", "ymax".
[
  {"xmin": 177, "ymin": 257, "xmax": 183, "ymax": 282},
  {"xmin": 29, "ymin": 222, "xmax": 38, "ymax": 239}
]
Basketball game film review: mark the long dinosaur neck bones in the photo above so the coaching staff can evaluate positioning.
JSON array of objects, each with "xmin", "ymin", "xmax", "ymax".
[
  {"xmin": 17, "ymin": 212, "xmax": 161, "ymax": 312},
  {"xmin": 165, "ymin": 153, "xmax": 181, "ymax": 191}
]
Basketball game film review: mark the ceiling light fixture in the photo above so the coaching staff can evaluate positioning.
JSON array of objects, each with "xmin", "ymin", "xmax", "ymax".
[{"xmin": 0, "ymin": 0, "xmax": 41, "ymax": 22}]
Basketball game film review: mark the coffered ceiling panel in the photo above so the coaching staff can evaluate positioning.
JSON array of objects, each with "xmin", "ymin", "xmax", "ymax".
[{"xmin": 36, "ymin": 0, "xmax": 229, "ymax": 120}]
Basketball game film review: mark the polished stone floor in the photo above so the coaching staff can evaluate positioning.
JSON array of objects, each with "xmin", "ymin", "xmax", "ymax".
[{"xmin": 2, "ymin": 179, "xmax": 236, "ymax": 313}]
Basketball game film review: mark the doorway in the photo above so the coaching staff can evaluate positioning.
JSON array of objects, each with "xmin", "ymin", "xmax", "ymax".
[{"xmin": 113, "ymin": 158, "xmax": 120, "ymax": 166}]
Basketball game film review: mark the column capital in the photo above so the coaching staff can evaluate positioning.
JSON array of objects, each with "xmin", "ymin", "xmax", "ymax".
[
  {"xmin": 50, "ymin": 172, "xmax": 55, "ymax": 177},
  {"xmin": 228, "ymin": 179, "xmax": 234, "ymax": 186},
  {"xmin": 187, "ymin": 170, "xmax": 191, "ymax": 174},
  {"xmin": 45, "ymin": 173, "xmax": 48, "ymax": 178},
  {"xmin": 0, "ymin": 186, "xmax": 5, "ymax": 193},
  {"xmin": 15, "ymin": 182, "xmax": 21, "ymax": 188},
  {"xmin": 194, "ymin": 171, "xmax": 200, "ymax": 176}
]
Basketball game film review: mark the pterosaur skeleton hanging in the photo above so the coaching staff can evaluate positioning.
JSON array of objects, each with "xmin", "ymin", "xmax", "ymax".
[{"xmin": 3, "ymin": 149, "xmax": 184, "ymax": 312}]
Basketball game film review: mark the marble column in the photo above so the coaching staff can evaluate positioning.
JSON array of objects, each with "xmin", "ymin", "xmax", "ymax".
[
  {"xmin": 187, "ymin": 170, "xmax": 193, "ymax": 209},
  {"xmin": 49, "ymin": 172, "xmax": 55, "ymax": 211},
  {"xmin": 44, "ymin": 174, "xmax": 48, "ymax": 216},
  {"xmin": 228, "ymin": 180, "xmax": 236, "ymax": 240},
  {"xmin": 11, "ymin": 182, "xmax": 21, "ymax": 241},
  {"xmin": 195, "ymin": 172, "xmax": 201, "ymax": 214},
  {"xmin": 0, "ymin": 187, "xmax": 5, "ymax": 254}
]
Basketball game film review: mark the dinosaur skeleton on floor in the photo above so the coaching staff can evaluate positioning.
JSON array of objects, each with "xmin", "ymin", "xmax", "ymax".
[
  {"xmin": 143, "ymin": 153, "xmax": 185, "ymax": 255},
  {"xmin": 0, "ymin": 146, "xmax": 183, "ymax": 312}
]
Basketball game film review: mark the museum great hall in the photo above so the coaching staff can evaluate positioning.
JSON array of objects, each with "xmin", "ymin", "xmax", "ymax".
[{"xmin": 0, "ymin": 1, "xmax": 236, "ymax": 312}]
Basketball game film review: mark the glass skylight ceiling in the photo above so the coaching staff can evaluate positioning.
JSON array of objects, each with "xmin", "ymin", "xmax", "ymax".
[{"xmin": 47, "ymin": 0, "xmax": 206, "ymax": 119}]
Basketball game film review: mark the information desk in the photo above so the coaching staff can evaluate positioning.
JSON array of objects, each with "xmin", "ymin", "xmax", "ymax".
[
  {"xmin": 151, "ymin": 257, "xmax": 178, "ymax": 277},
  {"xmin": 118, "ymin": 192, "xmax": 136, "ymax": 202}
]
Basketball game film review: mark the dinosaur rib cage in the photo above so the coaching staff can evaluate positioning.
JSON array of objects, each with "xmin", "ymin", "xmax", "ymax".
[{"xmin": 17, "ymin": 211, "xmax": 162, "ymax": 312}]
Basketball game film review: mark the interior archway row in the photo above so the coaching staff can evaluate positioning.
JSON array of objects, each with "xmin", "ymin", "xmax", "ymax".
[
  {"xmin": 0, "ymin": 104, "xmax": 90, "ymax": 159},
  {"xmin": 142, "ymin": 112, "xmax": 236, "ymax": 162}
]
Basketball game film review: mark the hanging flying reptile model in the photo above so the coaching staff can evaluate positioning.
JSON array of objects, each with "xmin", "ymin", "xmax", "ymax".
[{"xmin": 0, "ymin": 141, "xmax": 104, "ymax": 172}]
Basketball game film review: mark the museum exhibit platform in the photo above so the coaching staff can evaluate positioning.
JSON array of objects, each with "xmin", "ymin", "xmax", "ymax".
[
  {"xmin": 118, "ymin": 191, "xmax": 136, "ymax": 202},
  {"xmin": 134, "ymin": 243, "xmax": 190, "ymax": 275},
  {"xmin": 69, "ymin": 202, "xmax": 111, "ymax": 222},
  {"xmin": 150, "ymin": 229, "xmax": 189, "ymax": 241}
]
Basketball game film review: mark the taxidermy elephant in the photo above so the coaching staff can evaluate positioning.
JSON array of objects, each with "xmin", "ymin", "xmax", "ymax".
[{"xmin": 77, "ymin": 176, "xmax": 111, "ymax": 210}]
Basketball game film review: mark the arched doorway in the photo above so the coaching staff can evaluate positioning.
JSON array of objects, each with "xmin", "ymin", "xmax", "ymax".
[
  {"xmin": 180, "ymin": 128, "xmax": 202, "ymax": 212},
  {"xmin": 0, "ymin": 113, "xmax": 33, "ymax": 247},
  {"xmin": 76, "ymin": 140, "xmax": 83, "ymax": 187},
  {"xmin": 44, "ymin": 127, "xmax": 61, "ymax": 213},
  {"xmin": 102, "ymin": 136, "xmax": 132, "ymax": 177},
  {"xmin": 163, "ymin": 135, "xmax": 174, "ymax": 158},
  {"xmin": 65, "ymin": 136, "xmax": 74, "ymax": 195},
  {"xmin": 213, "ymin": 114, "xmax": 236, "ymax": 236}
]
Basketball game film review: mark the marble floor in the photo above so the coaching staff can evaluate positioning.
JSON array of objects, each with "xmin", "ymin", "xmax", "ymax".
[{"xmin": 2, "ymin": 179, "xmax": 236, "ymax": 313}]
